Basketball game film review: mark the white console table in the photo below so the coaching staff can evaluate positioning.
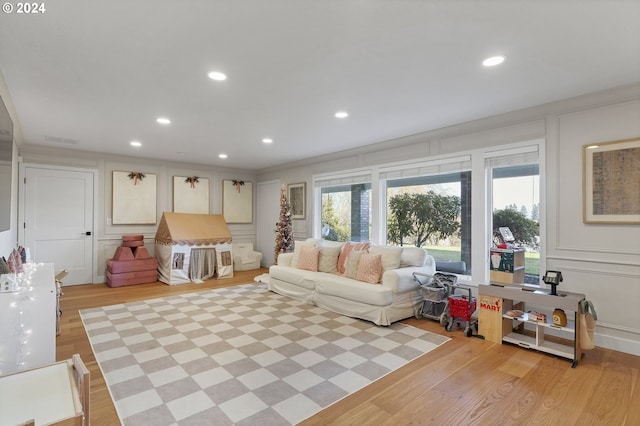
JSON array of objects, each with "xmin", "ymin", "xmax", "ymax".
[{"xmin": 0, "ymin": 263, "xmax": 57, "ymax": 376}]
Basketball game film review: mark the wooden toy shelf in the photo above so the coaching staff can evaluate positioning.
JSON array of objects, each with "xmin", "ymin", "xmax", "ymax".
[{"xmin": 478, "ymin": 284, "xmax": 585, "ymax": 367}]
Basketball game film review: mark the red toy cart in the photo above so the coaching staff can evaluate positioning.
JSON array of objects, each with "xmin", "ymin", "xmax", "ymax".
[{"xmin": 444, "ymin": 284, "xmax": 478, "ymax": 337}]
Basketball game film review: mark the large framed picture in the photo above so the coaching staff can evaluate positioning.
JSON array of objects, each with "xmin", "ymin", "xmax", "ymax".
[
  {"xmin": 173, "ymin": 176, "xmax": 209, "ymax": 214},
  {"xmin": 112, "ymin": 171, "xmax": 157, "ymax": 224},
  {"xmin": 288, "ymin": 182, "xmax": 306, "ymax": 220},
  {"xmin": 583, "ymin": 137, "xmax": 640, "ymax": 224},
  {"xmin": 222, "ymin": 180, "xmax": 253, "ymax": 223}
]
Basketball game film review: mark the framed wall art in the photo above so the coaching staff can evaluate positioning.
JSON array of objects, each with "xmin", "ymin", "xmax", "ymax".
[
  {"xmin": 583, "ymin": 137, "xmax": 640, "ymax": 224},
  {"xmin": 288, "ymin": 182, "xmax": 306, "ymax": 220},
  {"xmin": 173, "ymin": 176, "xmax": 210, "ymax": 214},
  {"xmin": 112, "ymin": 171, "xmax": 157, "ymax": 224},
  {"xmin": 222, "ymin": 180, "xmax": 253, "ymax": 223}
]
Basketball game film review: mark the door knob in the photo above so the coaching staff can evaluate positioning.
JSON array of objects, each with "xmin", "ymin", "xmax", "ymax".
[{"xmin": 85, "ymin": 231, "xmax": 92, "ymax": 236}]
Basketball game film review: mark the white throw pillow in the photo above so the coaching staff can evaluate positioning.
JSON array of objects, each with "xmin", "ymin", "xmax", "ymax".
[
  {"xmin": 318, "ymin": 246, "xmax": 341, "ymax": 273},
  {"xmin": 368, "ymin": 245, "xmax": 403, "ymax": 272}
]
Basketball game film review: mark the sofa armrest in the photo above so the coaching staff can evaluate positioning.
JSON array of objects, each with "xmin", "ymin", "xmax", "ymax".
[
  {"xmin": 381, "ymin": 261, "xmax": 436, "ymax": 293},
  {"xmin": 424, "ymin": 254, "xmax": 435, "ymax": 270},
  {"xmin": 246, "ymin": 251, "xmax": 263, "ymax": 263},
  {"xmin": 276, "ymin": 252, "xmax": 293, "ymax": 267}
]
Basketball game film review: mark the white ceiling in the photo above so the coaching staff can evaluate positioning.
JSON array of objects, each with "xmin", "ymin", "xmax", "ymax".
[{"xmin": 1, "ymin": 0, "xmax": 639, "ymax": 170}]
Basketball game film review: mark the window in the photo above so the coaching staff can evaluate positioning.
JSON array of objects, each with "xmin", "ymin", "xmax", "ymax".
[
  {"xmin": 321, "ymin": 184, "xmax": 371, "ymax": 242},
  {"xmin": 487, "ymin": 147, "xmax": 540, "ymax": 284},
  {"xmin": 381, "ymin": 155, "xmax": 472, "ymax": 275},
  {"xmin": 314, "ymin": 169, "xmax": 372, "ymax": 242},
  {"xmin": 386, "ymin": 172, "xmax": 471, "ymax": 274}
]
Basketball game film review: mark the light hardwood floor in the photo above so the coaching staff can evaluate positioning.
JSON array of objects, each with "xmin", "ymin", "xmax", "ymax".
[{"xmin": 56, "ymin": 269, "xmax": 639, "ymax": 425}]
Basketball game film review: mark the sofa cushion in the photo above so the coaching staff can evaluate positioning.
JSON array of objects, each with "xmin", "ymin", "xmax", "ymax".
[
  {"xmin": 356, "ymin": 253, "xmax": 382, "ymax": 284},
  {"xmin": 344, "ymin": 250, "xmax": 365, "ymax": 279},
  {"xmin": 315, "ymin": 275, "xmax": 393, "ymax": 306},
  {"xmin": 269, "ymin": 265, "xmax": 317, "ymax": 290},
  {"xmin": 400, "ymin": 247, "xmax": 428, "ymax": 267},
  {"xmin": 368, "ymin": 245, "xmax": 403, "ymax": 273},
  {"xmin": 338, "ymin": 242, "xmax": 370, "ymax": 274},
  {"xmin": 320, "ymin": 240, "xmax": 344, "ymax": 249},
  {"xmin": 318, "ymin": 246, "xmax": 341, "ymax": 273},
  {"xmin": 298, "ymin": 245, "xmax": 320, "ymax": 271}
]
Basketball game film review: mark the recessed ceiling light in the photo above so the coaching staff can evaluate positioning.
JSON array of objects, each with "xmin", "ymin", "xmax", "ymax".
[
  {"xmin": 587, "ymin": 145, "xmax": 599, "ymax": 149},
  {"xmin": 156, "ymin": 117, "xmax": 171, "ymax": 124},
  {"xmin": 130, "ymin": 141, "xmax": 142, "ymax": 147},
  {"xmin": 218, "ymin": 153, "xmax": 228, "ymax": 159},
  {"xmin": 262, "ymin": 138, "xmax": 273, "ymax": 144},
  {"xmin": 483, "ymin": 56, "xmax": 505, "ymax": 67},
  {"xmin": 208, "ymin": 71, "xmax": 227, "ymax": 81},
  {"xmin": 335, "ymin": 111, "xmax": 349, "ymax": 119}
]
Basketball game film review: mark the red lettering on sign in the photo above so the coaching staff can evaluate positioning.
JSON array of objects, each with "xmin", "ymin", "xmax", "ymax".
[{"xmin": 480, "ymin": 302, "xmax": 500, "ymax": 311}]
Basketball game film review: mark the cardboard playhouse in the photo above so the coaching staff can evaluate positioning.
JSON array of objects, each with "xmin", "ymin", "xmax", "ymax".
[{"xmin": 155, "ymin": 212, "xmax": 233, "ymax": 285}]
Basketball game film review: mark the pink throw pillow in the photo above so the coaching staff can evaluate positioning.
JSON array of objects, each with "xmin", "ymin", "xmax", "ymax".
[
  {"xmin": 297, "ymin": 245, "xmax": 320, "ymax": 271},
  {"xmin": 338, "ymin": 242, "xmax": 370, "ymax": 274},
  {"xmin": 356, "ymin": 253, "xmax": 383, "ymax": 284}
]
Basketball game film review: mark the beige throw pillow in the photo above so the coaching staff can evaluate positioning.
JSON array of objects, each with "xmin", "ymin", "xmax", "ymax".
[
  {"xmin": 318, "ymin": 246, "xmax": 341, "ymax": 273},
  {"xmin": 338, "ymin": 242, "xmax": 370, "ymax": 274},
  {"xmin": 344, "ymin": 250, "xmax": 365, "ymax": 279}
]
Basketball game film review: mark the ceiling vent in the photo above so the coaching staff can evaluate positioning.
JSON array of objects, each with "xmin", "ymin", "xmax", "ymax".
[{"xmin": 45, "ymin": 135, "xmax": 79, "ymax": 145}]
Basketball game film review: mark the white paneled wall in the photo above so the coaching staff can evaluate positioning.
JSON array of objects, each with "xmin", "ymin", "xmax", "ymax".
[{"xmin": 257, "ymin": 84, "xmax": 640, "ymax": 355}]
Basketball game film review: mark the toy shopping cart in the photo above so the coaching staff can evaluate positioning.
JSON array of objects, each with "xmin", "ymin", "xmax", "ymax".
[
  {"xmin": 444, "ymin": 284, "xmax": 477, "ymax": 337},
  {"xmin": 413, "ymin": 272, "xmax": 458, "ymax": 325}
]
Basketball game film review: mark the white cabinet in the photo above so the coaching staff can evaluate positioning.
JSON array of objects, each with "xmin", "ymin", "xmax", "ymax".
[{"xmin": 0, "ymin": 263, "xmax": 56, "ymax": 376}]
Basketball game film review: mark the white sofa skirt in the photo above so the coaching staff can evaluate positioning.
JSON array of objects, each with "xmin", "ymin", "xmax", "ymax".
[
  {"xmin": 313, "ymin": 287, "xmax": 421, "ymax": 326},
  {"xmin": 268, "ymin": 276, "xmax": 315, "ymax": 305},
  {"xmin": 269, "ymin": 265, "xmax": 424, "ymax": 326}
]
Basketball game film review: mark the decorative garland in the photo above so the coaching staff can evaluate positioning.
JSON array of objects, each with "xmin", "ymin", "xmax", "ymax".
[
  {"xmin": 128, "ymin": 172, "xmax": 145, "ymax": 185},
  {"xmin": 185, "ymin": 176, "xmax": 199, "ymax": 188},
  {"xmin": 232, "ymin": 179, "xmax": 245, "ymax": 193}
]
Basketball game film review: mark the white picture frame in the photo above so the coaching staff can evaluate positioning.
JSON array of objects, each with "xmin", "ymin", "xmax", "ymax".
[{"xmin": 583, "ymin": 137, "xmax": 640, "ymax": 224}]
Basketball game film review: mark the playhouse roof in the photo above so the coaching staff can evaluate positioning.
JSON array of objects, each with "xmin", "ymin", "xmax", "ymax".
[{"xmin": 155, "ymin": 212, "xmax": 232, "ymax": 246}]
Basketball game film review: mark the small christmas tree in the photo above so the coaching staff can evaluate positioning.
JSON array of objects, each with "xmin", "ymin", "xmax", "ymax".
[{"xmin": 274, "ymin": 184, "xmax": 295, "ymax": 263}]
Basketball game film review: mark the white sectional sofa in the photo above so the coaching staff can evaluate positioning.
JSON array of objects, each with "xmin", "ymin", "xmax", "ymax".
[{"xmin": 268, "ymin": 239, "xmax": 436, "ymax": 325}]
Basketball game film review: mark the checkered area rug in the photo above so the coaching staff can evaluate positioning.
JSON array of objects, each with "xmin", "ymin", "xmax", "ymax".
[{"xmin": 80, "ymin": 283, "xmax": 449, "ymax": 425}]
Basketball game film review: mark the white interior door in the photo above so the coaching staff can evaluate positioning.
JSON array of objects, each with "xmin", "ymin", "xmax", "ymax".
[
  {"xmin": 257, "ymin": 180, "xmax": 281, "ymax": 267},
  {"xmin": 20, "ymin": 165, "xmax": 94, "ymax": 285}
]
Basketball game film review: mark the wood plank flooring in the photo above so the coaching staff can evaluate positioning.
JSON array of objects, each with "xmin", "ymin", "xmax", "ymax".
[{"xmin": 56, "ymin": 270, "xmax": 639, "ymax": 425}]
